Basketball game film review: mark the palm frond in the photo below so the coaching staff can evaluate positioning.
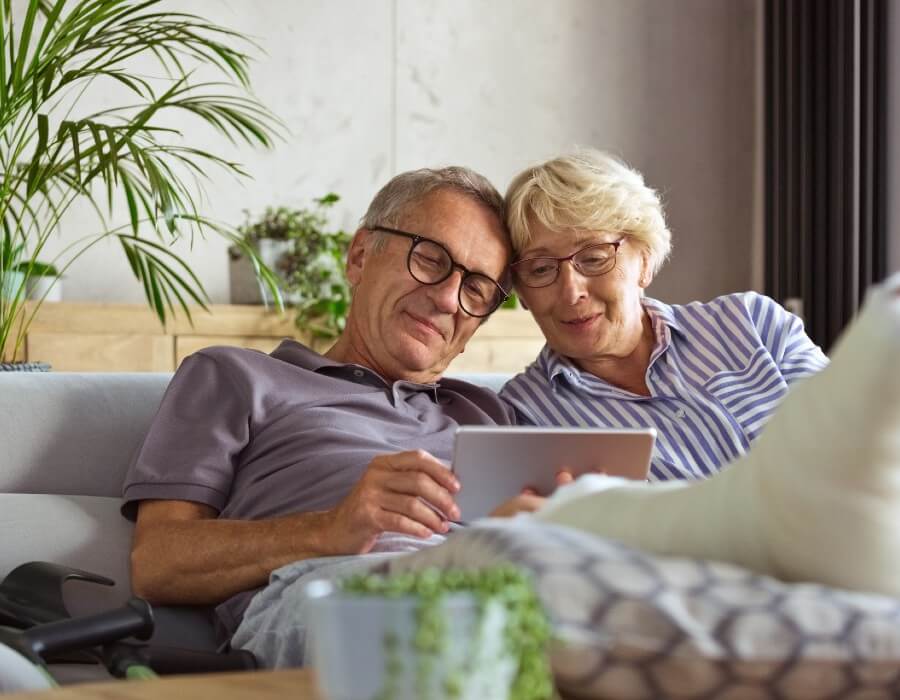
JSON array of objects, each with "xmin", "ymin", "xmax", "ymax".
[{"xmin": 0, "ymin": 0, "xmax": 285, "ymax": 361}]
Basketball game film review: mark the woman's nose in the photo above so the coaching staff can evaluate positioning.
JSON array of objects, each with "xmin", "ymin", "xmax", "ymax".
[{"xmin": 558, "ymin": 261, "xmax": 588, "ymax": 304}]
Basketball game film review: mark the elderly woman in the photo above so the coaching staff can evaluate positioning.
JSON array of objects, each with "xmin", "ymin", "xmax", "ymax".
[{"xmin": 499, "ymin": 149, "xmax": 828, "ymax": 481}]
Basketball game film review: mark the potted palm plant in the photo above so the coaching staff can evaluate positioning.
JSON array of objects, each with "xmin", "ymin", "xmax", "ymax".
[{"xmin": 0, "ymin": 0, "xmax": 283, "ymax": 367}]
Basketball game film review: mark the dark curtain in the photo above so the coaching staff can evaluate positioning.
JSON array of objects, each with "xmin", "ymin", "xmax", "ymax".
[{"xmin": 764, "ymin": 0, "xmax": 887, "ymax": 350}]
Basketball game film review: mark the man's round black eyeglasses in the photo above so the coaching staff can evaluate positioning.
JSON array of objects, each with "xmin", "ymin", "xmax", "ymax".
[{"xmin": 370, "ymin": 226, "xmax": 509, "ymax": 318}]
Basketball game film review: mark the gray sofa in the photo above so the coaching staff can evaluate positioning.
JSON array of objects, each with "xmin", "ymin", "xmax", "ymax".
[{"xmin": 0, "ymin": 370, "xmax": 509, "ymax": 684}]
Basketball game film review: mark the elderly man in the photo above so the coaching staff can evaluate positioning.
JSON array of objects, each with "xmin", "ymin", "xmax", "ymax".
[{"xmin": 122, "ymin": 166, "xmax": 516, "ymax": 657}]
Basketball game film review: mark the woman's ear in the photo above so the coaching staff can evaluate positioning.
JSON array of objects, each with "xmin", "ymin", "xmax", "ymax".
[
  {"xmin": 638, "ymin": 250, "xmax": 654, "ymax": 290},
  {"xmin": 345, "ymin": 228, "xmax": 372, "ymax": 286}
]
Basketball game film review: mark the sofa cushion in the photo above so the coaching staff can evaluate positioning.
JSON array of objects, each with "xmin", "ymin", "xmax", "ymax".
[
  {"xmin": 0, "ymin": 493, "xmax": 219, "ymax": 653},
  {"xmin": 0, "ymin": 494, "xmax": 134, "ymax": 614}
]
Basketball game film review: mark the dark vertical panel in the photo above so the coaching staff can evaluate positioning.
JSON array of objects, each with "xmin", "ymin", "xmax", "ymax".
[
  {"xmin": 764, "ymin": 0, "xmax": 887, "ymax": 350},
  {"xmin": 811, "ymin": 0, "xmax": 829, "ymax": 344},
  {"xmin": 764, "ymin": 0, "xmax": 778, "ymax": 298},
  {"xmin": 789, "ymin": 0, "xmax": 815, "ymax": 306}
]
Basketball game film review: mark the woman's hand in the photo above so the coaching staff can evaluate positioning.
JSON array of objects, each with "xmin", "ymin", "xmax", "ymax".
[
  {"xmin": 489, "ymin": 492, "xmax": 547, "ymax": 517},
  {"xmin": 489, "ymin": 469, "xmax": 576, "ymax": 518}
]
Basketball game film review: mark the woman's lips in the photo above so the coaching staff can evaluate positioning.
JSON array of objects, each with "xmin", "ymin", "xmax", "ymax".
[{"xmin": 560, "ymin": 313, "xmax": 601, "ymax": 331}]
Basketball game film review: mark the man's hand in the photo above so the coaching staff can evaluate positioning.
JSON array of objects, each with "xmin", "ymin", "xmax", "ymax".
[{"xmin": 322, "ymin": 449, "xmax": 461, "ymax": 554}]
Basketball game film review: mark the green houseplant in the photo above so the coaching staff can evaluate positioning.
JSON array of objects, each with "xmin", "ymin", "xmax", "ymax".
[
  {"xmin": 308, "ymin": 566, "xmax": 555, "ymax": 700},
  {"xmin": 0, "ymin": 0, "xmax": 283, "ymax": 364},
  {"xmin": 232, "ymin": 194, "xmax": 351, "ymax": 339}
]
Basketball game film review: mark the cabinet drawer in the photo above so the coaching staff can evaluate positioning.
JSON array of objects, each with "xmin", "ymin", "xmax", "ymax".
[{"xmin": 27, "ymin": 333, "xmax": 174, "ymax": 372}]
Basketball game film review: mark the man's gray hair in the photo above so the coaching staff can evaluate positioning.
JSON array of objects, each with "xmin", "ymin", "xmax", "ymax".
[{"xmin": 360, "ymin": 166, "xmax": 505, "ymax": 240}]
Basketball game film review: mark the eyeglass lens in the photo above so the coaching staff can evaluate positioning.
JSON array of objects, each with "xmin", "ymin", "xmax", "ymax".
[
  {"xmin": 408, "ymin": 239, "xmax": 504, "ymax": 316},
  {"xmin": 514, "ymin": 242, "xmax": 618, "ymax": 288}
]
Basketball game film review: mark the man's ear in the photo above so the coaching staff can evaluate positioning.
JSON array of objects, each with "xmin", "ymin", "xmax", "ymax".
[{"xmin": 345, "ymin": 228, "xmax": 372, "ymax": 286}]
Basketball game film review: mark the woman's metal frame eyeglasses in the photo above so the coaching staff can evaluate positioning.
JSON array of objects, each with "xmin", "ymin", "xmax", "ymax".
[
  {"xmin": 510, "ymin": 240, "xmax": 624, "ymax": 288},
  {"xmin": 370, "ymin": 226, "xmax": 509, "ymax": 318}
]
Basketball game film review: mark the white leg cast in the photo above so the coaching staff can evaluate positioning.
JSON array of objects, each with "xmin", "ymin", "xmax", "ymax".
[{"xmin": 536, "ymin": 273, "xmax": 900, "ymax": 595}]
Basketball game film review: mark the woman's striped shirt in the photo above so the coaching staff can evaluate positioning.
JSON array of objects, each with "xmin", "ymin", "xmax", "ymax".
[{"xmin": 499, "ymin": 293, "xmax": 829, "ymax": 481}]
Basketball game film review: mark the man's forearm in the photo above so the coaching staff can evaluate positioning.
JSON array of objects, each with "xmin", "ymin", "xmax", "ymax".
[{"xmin": 130, "ymin": 510, "xmax": 335, "ymax": 606}]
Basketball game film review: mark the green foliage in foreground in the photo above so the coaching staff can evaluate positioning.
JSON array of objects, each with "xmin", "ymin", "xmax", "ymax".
[{"xmin": 342, "ymin": 565, "xmax": 555, "ymax": 700}]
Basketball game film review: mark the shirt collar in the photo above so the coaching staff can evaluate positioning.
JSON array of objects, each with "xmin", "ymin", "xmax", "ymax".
[
  {"xmin": 641, "ymin": 297, "xmax": 685, "ymax": 337},
  {"xmin": 270, "ymin": 339, "xmax": 443, "ymax": 399}
]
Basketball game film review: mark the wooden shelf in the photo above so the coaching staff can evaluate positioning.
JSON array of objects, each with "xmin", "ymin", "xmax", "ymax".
[{"xmin": 18, "ymin": 303, "xmax": 544, "ymax": 374}]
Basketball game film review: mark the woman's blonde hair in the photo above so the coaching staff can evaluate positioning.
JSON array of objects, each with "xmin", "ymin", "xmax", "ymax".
[{"xmin": 505, "ymin": 148, "xmax": 672, "ymax": 275}]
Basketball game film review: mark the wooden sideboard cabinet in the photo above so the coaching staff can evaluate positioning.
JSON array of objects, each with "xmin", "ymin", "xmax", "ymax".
[{"xmin": 17, "ymin": 302, "xmax": 545, "ymax": 374}]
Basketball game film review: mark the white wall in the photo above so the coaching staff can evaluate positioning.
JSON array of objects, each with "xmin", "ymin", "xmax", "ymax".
[
  {"xmin": 888, "ymin": 0, "xmax": 900, "ymax": 275},
  {"xmin": 40, "ymin": 0, "xmax": 759, "ymax": 306}
]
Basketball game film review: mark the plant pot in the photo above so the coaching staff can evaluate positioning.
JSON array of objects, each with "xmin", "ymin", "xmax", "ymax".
[
  {"xmin": 229, "ymin": 240, "xmax": 297, "ymax": 305},
  {"xmin": 25, "ymin": 275, "xmax": 62, "ymax": 302},
  {"xmin": 0, "ymin": 362, "xmax": 51, "ymax": 372},
  {"xmin": 0, "ymin": 271, "xmax": 25, "ymax": 302},
  {"xmin": 306, "ymin": 581, "xmax": 516, "ymax": 700}
]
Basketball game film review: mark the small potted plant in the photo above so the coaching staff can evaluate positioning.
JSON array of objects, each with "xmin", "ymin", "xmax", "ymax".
[
  {"xmin": 1, "ymin": 231, "xmax": 26, "ymax": 303},
  {"xmin": 230, "ymin": 194, "xmax": 352, "ymax": 339},
  {"xmin": 15, "ymin": 261, "xmax": 62, "ymax": 303},
  {"xmin": 306, "ymin": 566, "xmax": 554, "ymax": 700}
]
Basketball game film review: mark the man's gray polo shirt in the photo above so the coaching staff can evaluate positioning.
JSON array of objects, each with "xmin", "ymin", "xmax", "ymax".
[{"xmin": 122, "ymin": 339, "xmax": 514, "ymax": 636}]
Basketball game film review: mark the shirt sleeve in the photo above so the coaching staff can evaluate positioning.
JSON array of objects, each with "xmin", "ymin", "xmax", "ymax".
[
  {"xmin": 747, "ymin": 293, "xmax": 829, "ymax": 385},
  {"xmin": 121, "ymin": 352, "xmax": 252, "ymax": 519}
]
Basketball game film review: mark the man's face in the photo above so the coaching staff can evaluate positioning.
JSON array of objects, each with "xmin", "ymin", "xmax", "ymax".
[{"xmin": 344, "ymin": 189, "xmax": 510, "ymax": 382}]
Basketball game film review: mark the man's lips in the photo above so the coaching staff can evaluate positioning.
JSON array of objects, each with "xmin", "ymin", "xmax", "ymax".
[{"xmin": 405, "ymin": 311, "xmax": 448, "ymax": 340}]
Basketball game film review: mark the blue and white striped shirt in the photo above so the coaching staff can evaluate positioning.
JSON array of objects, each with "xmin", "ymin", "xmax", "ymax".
[{"xmin": 500, "ymin": 293, "xmax": 829, "ymax": 481}]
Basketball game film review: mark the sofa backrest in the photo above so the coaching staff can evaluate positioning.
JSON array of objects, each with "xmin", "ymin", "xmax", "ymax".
[
  {"xmin": 0, "ymin": 373, "xmax": 172, "ymax": 496},
  {"xmin": 0, "ymin": 369, "xmax": 511, "ymax": 643},
  {"xmin": 0, "ymin": 371, "xmax": 510, "ymax": 497}
]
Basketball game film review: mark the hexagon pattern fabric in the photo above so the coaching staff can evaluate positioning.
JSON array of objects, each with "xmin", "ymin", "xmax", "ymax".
[{"xmin": 382, "ymin": 519, "xmax": 900, "ymax": 699}]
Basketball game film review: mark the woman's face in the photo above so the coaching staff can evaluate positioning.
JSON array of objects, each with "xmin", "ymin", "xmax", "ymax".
[{"xmin": 513, "ymin": 220, "xmax": 652, "ymax": 364}]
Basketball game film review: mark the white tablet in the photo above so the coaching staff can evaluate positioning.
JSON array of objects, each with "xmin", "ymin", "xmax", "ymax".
[{"xmin": 451, "ymin": 426, "xmax": 656, "ymax": 520}]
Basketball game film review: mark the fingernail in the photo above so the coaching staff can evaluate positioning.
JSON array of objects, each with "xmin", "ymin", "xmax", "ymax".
[
  {"xmin": 452, "ymin": 479, "xmax": 461, "ymax": 492},
  {"xmin": 440, "ymin": 521, "xmax": 450, "ymax": 533},
  {"xmin": 450, "ymin": 506, "xmax": 460, "ymax": 520}
]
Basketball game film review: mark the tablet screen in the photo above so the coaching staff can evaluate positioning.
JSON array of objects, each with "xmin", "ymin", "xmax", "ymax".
[{"xmin": 451, "ymin": 426, "xmax": 656, "ymax": 520}]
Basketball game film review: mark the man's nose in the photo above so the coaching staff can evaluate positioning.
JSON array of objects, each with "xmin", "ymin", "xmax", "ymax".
[
  {"xmin": 427, "ymin": 269, "xmax": 462, "ymax": 313},
  {"xmin": 558, "ymin": 261, "xmax": 589, "ymax": 305}
]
